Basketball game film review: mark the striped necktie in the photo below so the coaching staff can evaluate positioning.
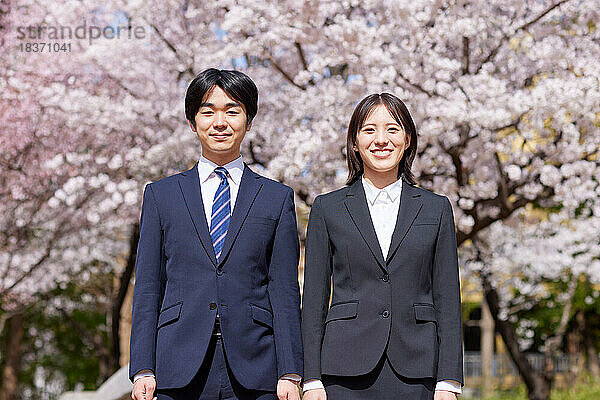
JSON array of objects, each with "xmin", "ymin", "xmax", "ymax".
[{"xmin": 210, "ymin": 167, "xmax": 231, "ymax": 261}]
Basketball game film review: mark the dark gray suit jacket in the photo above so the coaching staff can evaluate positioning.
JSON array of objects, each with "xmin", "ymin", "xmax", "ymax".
[{"xmin": 301, "ymin": 178, "xmax": 463, "ymax": 384}]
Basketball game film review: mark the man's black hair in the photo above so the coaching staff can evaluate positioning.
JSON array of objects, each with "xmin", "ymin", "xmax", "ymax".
[{"xmin": 185, "ymin": 68, "xmax": 258, "ymax": 129}]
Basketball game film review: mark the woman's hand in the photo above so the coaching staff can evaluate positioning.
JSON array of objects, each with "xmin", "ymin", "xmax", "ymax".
[
  {"xmin": 434, "ymin": 390, "xmax": 458, "ymax": 400},
  {"xmin": 302, "ymin": 388, "xmax": 327, "ymax": 400}
]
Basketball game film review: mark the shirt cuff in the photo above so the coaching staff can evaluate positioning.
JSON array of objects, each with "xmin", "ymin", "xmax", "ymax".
[
  {"xmin": 302, "ymin": 378, "xmax": 460, "ymax": 393},
  {"xmin": 280, "ymin": 373, "xmax": 302, "ymax": 382},
  {"xmin": 302, "ymin": 379, "xmax": 325, "ymax": 392},
  {"xmin": 133, "ymin": 370, "xmax": 155, "ymax": 383},
  {"xmin": 435, "ymin": 379, "xmax": 462, "ymax": 394}
]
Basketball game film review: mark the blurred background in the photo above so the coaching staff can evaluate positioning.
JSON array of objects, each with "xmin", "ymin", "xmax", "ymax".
[{"xmin": 1, "ymin": 0, "xmax": 599, "ymax": 399}]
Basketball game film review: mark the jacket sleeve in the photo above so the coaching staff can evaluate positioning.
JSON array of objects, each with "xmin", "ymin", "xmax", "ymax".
[
  {"xmin": 129, "ymin": 184, "xmax": 165, "ymax": 382},
  {"xmin": 301, "ymin": 195, "xmax": 332, "ymax": 381},
  {"xmin": 432, "ymin": 197, "xmax": 464, "ymax": 385},
  {"xmin": 267, "ymin": 187, "xmax": 303, "ymax": 378}
]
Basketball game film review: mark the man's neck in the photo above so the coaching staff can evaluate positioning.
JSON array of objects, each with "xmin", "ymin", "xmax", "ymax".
[{"xmin": 202, "ymin": 152, "xmax": 239, "ymax": 166}]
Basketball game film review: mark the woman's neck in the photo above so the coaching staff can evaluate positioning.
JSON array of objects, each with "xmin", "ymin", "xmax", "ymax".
[{"xmin": 363, "ymin": 169, "xmax": 399, "ymax": 189}]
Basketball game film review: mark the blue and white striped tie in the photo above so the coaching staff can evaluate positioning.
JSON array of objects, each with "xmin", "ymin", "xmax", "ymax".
[{"xmin": 210, "ymin": 167, "xmax": 231, "ymax": 261}]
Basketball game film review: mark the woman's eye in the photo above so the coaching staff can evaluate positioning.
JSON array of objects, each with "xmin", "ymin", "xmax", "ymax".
[{"xmin": 388, "ymin": 128, "xmax": 398, "ymax": 133}]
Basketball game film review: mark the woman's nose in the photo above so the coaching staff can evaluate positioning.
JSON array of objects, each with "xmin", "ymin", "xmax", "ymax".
[{"xmin": 374, "ymin": 129, "xmax": 388, "ymax": 144}]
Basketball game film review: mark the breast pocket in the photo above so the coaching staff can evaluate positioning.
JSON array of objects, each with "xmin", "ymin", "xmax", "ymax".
[
  {"xmin": 246, "ymin": 216, "xmax": 277, "ymax": 226},
  {"xmin": 413, "ymin": 217, "xmax": 438, "ymax": 226},
  {"xmin": 244, "ymin": 216, "xmax": 277, "ymax": 252}
]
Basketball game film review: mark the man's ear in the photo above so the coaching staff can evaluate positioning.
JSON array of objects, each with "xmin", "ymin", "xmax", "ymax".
[
  {"xmin": 188, "ymin": 120, "xmax": 196, "ymax": 132},
  {"xmin": 246, "ymin": 121, "xmax": 252, "ymax": 132}
]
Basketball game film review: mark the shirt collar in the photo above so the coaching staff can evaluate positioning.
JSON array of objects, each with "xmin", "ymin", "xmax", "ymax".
[
  {"xmin": 198, "ymin": 155, "xmax": 244, "ymax": 185},
  {"xmin": 362, "ymin": 176, "xmax": 403, "ymax": 205}
]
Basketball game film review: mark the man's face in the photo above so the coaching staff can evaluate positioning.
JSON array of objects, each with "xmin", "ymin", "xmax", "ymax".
[{"xmin": 190, "ymin": 85, "xmax": 251, "ymax": 165}]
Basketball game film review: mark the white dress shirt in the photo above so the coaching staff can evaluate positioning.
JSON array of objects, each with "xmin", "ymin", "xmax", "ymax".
[
  {"xmin": 302, "ymin": 177, "xmax": 461, "ymax": 394},
  {"xmin": 197, "ymin": 155, "xmax": 244, "ymax": 224},
  {"xmin": 134, "ymin": 155, "xmax": 300, "ymax": 384}
]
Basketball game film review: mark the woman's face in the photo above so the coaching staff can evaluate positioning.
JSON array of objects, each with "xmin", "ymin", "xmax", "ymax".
[{"xmin": 354, "ymin": 104, "xmax": 411, "ymax": 179}]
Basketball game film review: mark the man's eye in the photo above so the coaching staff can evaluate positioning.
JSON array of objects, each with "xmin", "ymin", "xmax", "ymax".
[
  {"xmin": 201, "ymin": 110, "xmax": 213, "ymax": 115},
  {"xmin": 227, "ymin": 110, "xmax": 239, "ymax": 115}
]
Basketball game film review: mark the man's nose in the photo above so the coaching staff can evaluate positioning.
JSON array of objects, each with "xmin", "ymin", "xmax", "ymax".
[{"xmin": 213, "ymin": 112, "xmax": 227, "ymax": 129}]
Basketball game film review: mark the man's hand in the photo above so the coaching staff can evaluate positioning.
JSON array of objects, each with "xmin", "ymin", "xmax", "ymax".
[
  {"xmin": 276, "ymin": 378, "xmax": 300, "ymax": 400},
  {"xmin": 131, "ymin": 376, "xmax": 157, "ymax": 400},
  {"xmin": 302, "ymin": 388, "xmax": 326, "ymax": 400},
  {"xmin": 434, "ymin": 390, "xmax": 458, "ymax": 400}
]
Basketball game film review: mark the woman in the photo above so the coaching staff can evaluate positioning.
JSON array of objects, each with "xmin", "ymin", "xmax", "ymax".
[{"xmin": 301, "ymin": 93, "xmax": 463, "ymax": 400}]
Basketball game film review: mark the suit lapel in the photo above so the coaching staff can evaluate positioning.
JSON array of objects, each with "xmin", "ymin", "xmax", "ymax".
[
  {"xmin": 386, "ymin": 179, "xmax": 423, "ymax": 263},
  {"xmin": 344, "ymin": 180, "xmax": 386, "ymax": 270},
  {"xmin": 178, "ymin": 163, "xmax": 218, "ymax": 266},
  {"xmin": 217, "ymin": 165, "xmax": 263, "ymax": 267}
]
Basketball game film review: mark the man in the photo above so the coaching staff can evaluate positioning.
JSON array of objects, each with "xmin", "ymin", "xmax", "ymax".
[{"xmin": 129, "ymin": 69, "xmax": 303, "ymax": 400}]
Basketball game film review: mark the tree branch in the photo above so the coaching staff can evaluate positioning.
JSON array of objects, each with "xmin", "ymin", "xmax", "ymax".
[
  {"xmin": 294, "ymin": 42, "xmax": 315, "ymax": 86},
  {"xmin": 267, "ymin": 56, "xmax": 306, "ymax": 90},
  {"xmin": 462, "ymin": 36, "xmax": 470, "ymax": 75},
  {"xmin": 473, "ymin": 0, "xmax": 574, "ymax": 74},
  {"xmin": 395, "ymin": 69, "xmax": 436, "ymax": 98},
  {"xmin": 543, "ymin": 276, "xmax": 577, "ymax": 383}
]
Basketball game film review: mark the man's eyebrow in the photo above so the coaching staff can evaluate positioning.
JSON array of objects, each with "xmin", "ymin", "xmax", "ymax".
[{"xmin": 199, "ymin": 102, "xmax": 242, "ymax": 108}]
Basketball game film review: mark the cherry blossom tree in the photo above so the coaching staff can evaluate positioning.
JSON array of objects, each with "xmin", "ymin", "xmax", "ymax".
[
  {"xmin": 462, "ymin": 205, "xmax": 600, "ymax": 398},
  {"xmin": 0, "ymin": 2, "xmax": 161, "ymax": 396}
]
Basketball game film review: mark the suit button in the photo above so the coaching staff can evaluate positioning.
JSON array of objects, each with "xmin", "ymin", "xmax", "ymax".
[
  {"xmin": 381, "ymin": 310, "xmax": 390, "ymax": 318},
  {"xmin": 216, "ymin": 268, "xmax": 223, "ymax": 276},
  {"xmin": 209, "ymin": 302, "xmax": 217, "ymax": 310},
  {"xmin": 381, "ymin": 274, "xmax": 389, "ymax": 282}
]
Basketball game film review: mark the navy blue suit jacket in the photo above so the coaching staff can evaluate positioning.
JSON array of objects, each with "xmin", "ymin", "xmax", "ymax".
[{"xmin": 129, "ymin": 163, "xmax": 303, "ymax": 391}]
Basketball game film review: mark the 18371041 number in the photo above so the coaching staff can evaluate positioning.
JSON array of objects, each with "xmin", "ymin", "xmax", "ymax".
[{"xmin": 19, "ymin": 42, "xmax": 71, "ymax": 52}]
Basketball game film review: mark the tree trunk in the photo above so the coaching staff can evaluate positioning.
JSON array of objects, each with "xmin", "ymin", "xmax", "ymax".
[
  {"xmin": 481, "ymin": 273, "xmax": 551, "ymax": 400},
  {"xmin": 0, "ymin": 312, "xmax": 24, "ymax": 400},
  {"xmin": 584, "ymin": 312, "xmax": 600, "ymax": 378},
  {"xmin": 480, "ymin": 298, "xmax": 495, "ymax": 398},
  {"xmin": 567, "ymin": 311, "xmax": 585, "ymax": 383},
  {"xmin": 111, "ymin": 222, "xmax": 139, "ymax": 372}
]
